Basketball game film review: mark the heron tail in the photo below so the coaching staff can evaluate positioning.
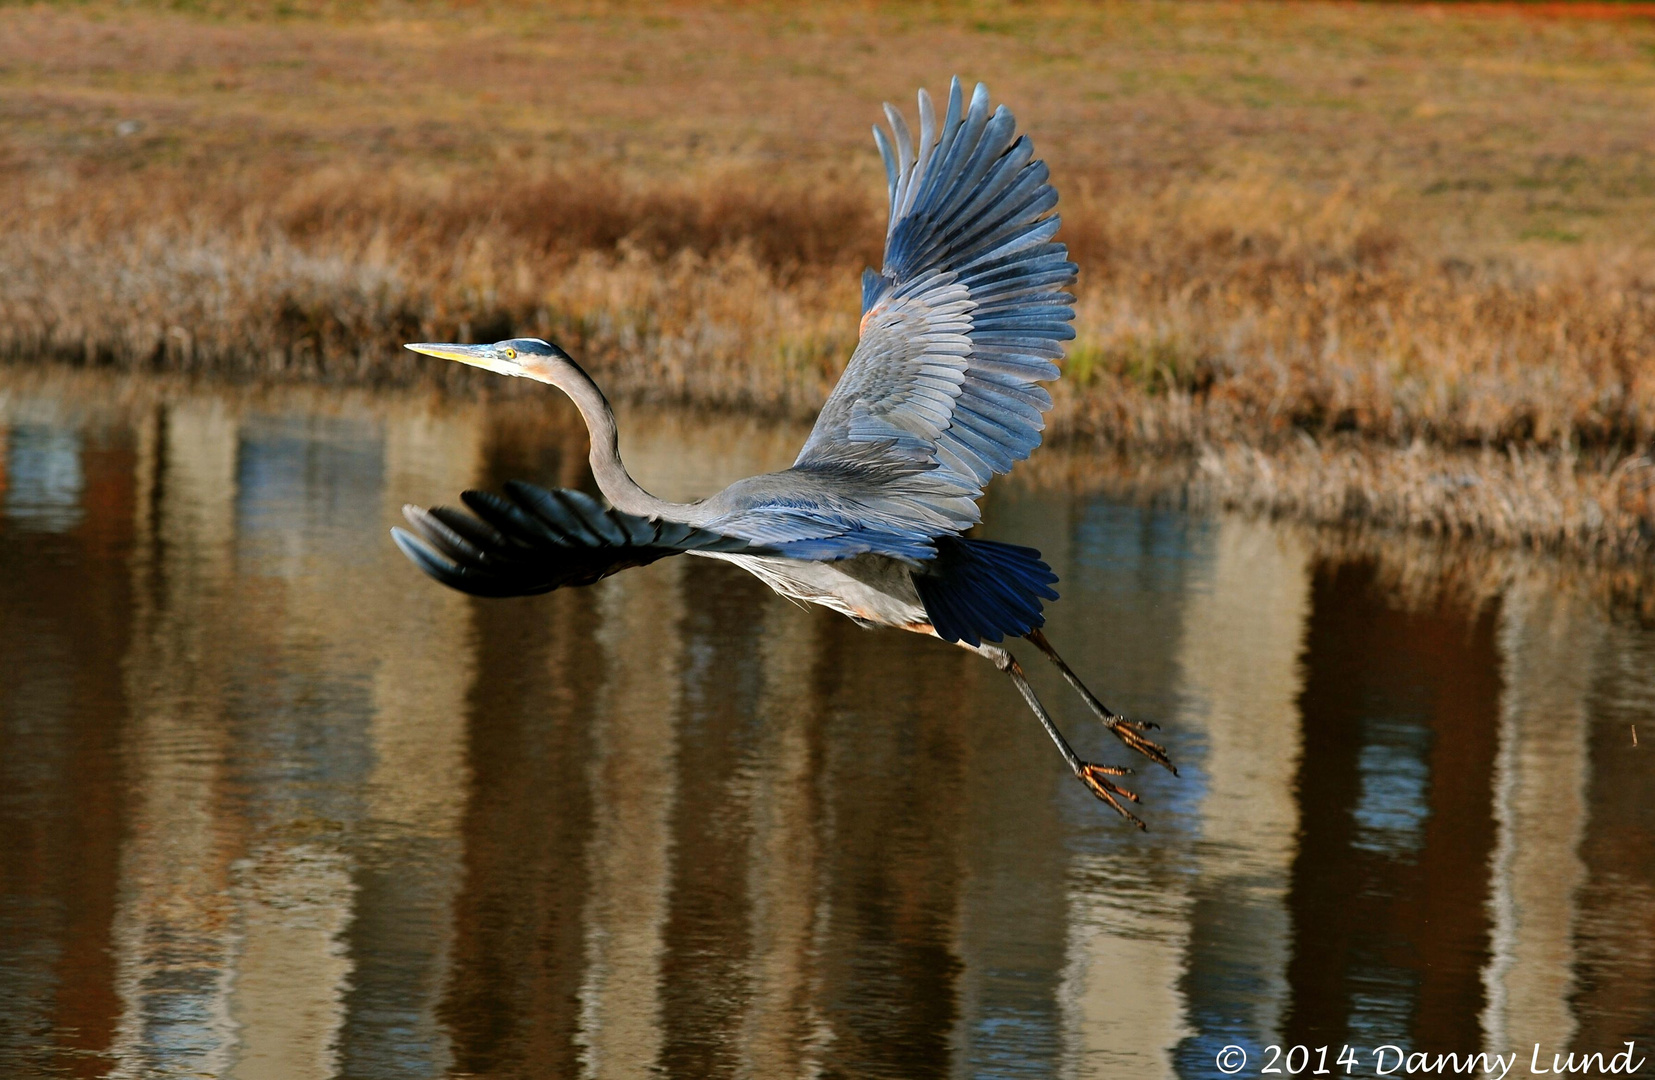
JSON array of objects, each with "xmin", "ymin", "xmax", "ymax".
[{"xmin": 912, "ymin": 536, "xmax": 1058, "ymax": 648}]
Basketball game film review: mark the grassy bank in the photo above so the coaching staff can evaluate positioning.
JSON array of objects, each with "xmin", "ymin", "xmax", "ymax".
[{"xmin": 4, "ymin": 0, "xmax": 1654, "ymax": 559}]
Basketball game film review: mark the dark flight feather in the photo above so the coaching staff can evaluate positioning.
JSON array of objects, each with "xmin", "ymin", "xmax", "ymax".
[{"xmin": 392, "ymin": 483, "xmax": 769, "ymax": 598}]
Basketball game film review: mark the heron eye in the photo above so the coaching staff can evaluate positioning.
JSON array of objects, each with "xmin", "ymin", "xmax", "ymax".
[{"xmin": 501, "ymin": 347, "xmax": 517, "ymax": 360}]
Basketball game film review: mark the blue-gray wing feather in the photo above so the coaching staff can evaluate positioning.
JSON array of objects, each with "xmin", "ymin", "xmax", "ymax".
[
  {"xmin": 782, "ymin": 78, "xmax": 1076, "ymax": 543},
  {"xmin": 683, "ymin": 79, "xmax": 1076, "ymax": 564}
]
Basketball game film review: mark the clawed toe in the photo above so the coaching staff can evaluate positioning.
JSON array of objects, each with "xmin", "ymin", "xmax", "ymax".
[
  {"xmin": 1078, "ymin": 763, "xmax": 1147, "ymax": 830},
  {"xmin": 1108, "ymin": 719, "xmax": 1178, "ymax": 776},
  {"xmin": 1022, "ymin": 630, "xmax": 1177, "ymax": 778},
  {"xmin": 1001, "ymin": 636, "xmax": 1174, "ymax": 829}
]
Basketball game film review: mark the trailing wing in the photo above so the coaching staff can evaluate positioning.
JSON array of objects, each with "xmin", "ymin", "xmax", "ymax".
[{"xmin": 392, "ymin": 482, "xmax": 770, "ymax": 598}]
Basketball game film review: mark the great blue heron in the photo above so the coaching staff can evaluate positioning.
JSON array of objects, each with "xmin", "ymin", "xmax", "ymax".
[{"xmin": 393, "ymin": 78, "xmax": 1176, "ymax": 826}]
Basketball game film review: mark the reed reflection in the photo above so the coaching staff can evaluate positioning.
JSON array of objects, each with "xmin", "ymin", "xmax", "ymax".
[
  {"xmin": 738, "ymin": 592, "xmax": 826, "ymax": 1078},
  {"xmin": 0, "ymin": 410, "xmax": 134, "ymax": 1079},
  {"xmin": 1172, "ymin": 518, "xmax": 1311, "ymax": 1076},
  {"xmin": 113, "ymin": 397, "xmax": 244, "ymax": 1079},
  {"xmin": 1483, "ymin": 579, "xmax": 1597, "ymax": 1056},
  {"xmin": 330, "ymin": 406, "xmax": 480, "ymax": 1080},
  {"xmin": 1044, "ymin": 495, "xmax": 1206, "ymax": 1080},
  {"xmin": 1571, "ymin": 619, "xmax": 1655, "ymax": 1049},
  {"xmin": 440, "ymin": 584, "xmax": 600, "ymax": 1076},
  {"xmin": 809, "ymin": 615, "xmax": 968, "ymax": 1078},
  {"xmin": 228, "ymin": 410, "xmax": 377, "ymax": 1080},
  {"xmin": 655, "ymin": 560, "xmax": 770, "ymax": 1077},
  {"xmin": 1284, "ymin": 560, "xmax": 1502, "ymax": 1053},
  {"xmin": 1, "ymin": 371, "xmax": 1652, "ymax": 1080},
  {"xmin": 577, "ymin": 564, "xmax": 685, "ymax": 1077}
]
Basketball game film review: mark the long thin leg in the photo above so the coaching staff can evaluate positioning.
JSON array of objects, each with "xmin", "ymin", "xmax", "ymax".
[
  {"xmin": 980, "ymin": 645, "xmax": 1147, "ymax": 829},
  {"xmin": 1025, "ymin": 628, "xmax": 1177, "ymax": 775}
]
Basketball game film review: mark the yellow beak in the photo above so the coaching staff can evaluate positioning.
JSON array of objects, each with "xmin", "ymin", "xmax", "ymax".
[{"xmin": 403, "ymin": 342, "xmax": 522, "ymax": 378}]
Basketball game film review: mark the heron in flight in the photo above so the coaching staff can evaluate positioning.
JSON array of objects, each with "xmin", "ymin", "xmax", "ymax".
[{"xmin": 394, "ymin": 78, "xmax": 1176, "ymax": 826}]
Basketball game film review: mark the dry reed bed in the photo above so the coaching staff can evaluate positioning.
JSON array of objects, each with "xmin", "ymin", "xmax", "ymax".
[{"xmin": 10, "ymin": 166, "xmax": 1655, "ymax": 445}]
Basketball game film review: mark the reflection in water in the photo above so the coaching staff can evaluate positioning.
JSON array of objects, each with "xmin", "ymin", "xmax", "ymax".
[
  {"xmin": 579, "ymin": 565, "xmax": 684, "ymax": 1078},
  {"xmin": 740, "ymin": 588, "xmax": 826, "ymax": 1078},
  {"xmin": 1483, "ymin": 578, "xmax": 1597, "ymax": 1058},
  {"xmin": 114, "ymin": 397, "xmax": 242, "ymax": 1080},
  {"xmin": 1172, "ymin": 519, "xmax": 1310, "ymax": 1077},
  {"xmin": 1284, "ymin": 561, "xmax": 1505, "ymax": 1055},
  {"xmin": 1052, "ymin": 498, "xmax": 1205, "ymax": 1080},
  {"xmin": 0, "ymin": 370, "xmax": 1651, "ymax": 1079},
  {"xmin": 4, "ymin": 423, "xmax": 86, "ymax": 533}
]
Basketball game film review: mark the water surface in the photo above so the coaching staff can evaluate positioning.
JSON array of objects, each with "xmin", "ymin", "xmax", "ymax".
[{"xmin": 1, "ymin": 370, "xmax": 1651, "ymax": 1078}]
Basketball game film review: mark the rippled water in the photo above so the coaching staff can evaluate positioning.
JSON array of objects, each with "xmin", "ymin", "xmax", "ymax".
[{"xmin": 1, "ymin": 369, "xmax": 1651, "ymax": 1079}]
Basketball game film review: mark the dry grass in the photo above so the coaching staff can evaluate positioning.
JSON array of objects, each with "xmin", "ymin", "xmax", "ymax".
[{"xmin": 3, "ymin": 0, "xmax": 1655, "ymax": 557}]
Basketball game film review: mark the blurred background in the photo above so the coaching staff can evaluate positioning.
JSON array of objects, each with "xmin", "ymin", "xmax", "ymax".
[{"xmin": 1, "ymin": 3, "xmax": 1653, "ymax": 1078}]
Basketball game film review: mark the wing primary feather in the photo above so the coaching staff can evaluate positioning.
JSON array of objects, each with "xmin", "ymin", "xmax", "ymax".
[
  {"xmin": 904, "ymin": 87, "xmax": 938, "ymax": 221},
  {"xmin": 963, "ymin": 371, "xmax": 1052, "ymax": 409},
  {"xmin": 948, "ymin": 190, "xmax": 1062, "ymax": 267},
  {"xmin": 461, "ymin": 490, "xmax": 559, "ymax": 545},
  {"xmin": 920, "ymin": 106, "xmax": 1017, "ymax": 243},
  {"xmin": 911, "ymin": 82, "xmax": 993, "ymax": 234},
  {"xmin": 962, "ymin": 257, "xmax": 1077, "ymax": 296},
  {"xmin": 909, "ymin": 142, "xmax": 1041, "ymax": 269},
  {"xmin": 504, "ymin": 481, "xmax": 578, "ymax": 538},
  {"xmin": 392, "ymin": 528, "xmax": 466, "ymax": 586},
  {"xmin": 956, "ymin": 215, "xmax": 1063, "ymax": 275},
  {"xmin": 621, "ymin": 513, "xmax": 659, "ymax": 546},
  {"xmin": 954, "ymin": 391, "xmax": 1043, "ymax": 432},
  {"xmin": 971, "ymin": 288, "xmax": 1076, "ymax": 312},
  {"xmin": 548, "ymin": 490, "xmax": 610, "ymax": 547},
  {"xmin": 952, "ymin": 403, "xmax": 1039, "ymax": 453},
  {"xmin": 403, "ymin": 506, "xmax": 483, "ymax": 564},
  {"xmin": 933, "ymin": 152, "xmax": 1045, "ymax": 261},
  {"xmin": 589, "ymin": 507, "xmax": 633, "ymax": 547},
  {"xmin": 428, "ymin": 505, "xmax": 507, "ymax": 553},
  {"xmin": 873, "ymin": 125, "xmax": 898, "ymax": 201},
  {"xmin": 921, "ymin": 161, "xmax": 1049, "ymax": 273},
  {"xmin": 883, "ymin": 103, "xmax": 916, "ymax": 216},
  {"xmin": 972, "ymin": 311, "xmax": 1076, "ymax": 333},
  {"xmin": 398, "ymin": 485, "xmax": 781, "ymax": 597},
  {"xmin": 965, "ymin": 262, "xmax": 1077, "ymax": 295},
  {"xmin": 910, "ymin": 78, "xmax": 967, "ymax": 221},
  {"xmin": 940, "ymin": 83, "xmax": 999, "ymax": 205}
]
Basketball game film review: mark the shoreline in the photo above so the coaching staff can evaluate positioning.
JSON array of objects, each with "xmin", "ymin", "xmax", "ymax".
[{"xmin": 5, "ymin": 357, "xmax": 1650, "ymax": 615}]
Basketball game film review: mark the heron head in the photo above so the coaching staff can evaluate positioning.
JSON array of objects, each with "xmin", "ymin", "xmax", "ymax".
[{"xmin": 403, "ymin": 337, "xmax": 580, "ymax": 385}]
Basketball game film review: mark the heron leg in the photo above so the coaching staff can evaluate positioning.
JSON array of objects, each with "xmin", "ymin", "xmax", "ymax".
[
  {"xmin": 977, "ymin": 644, "xmax": 1146, "ymax": 829},
  {"xmin": 1024, "ymin": 628, "xmax": 1176, "ymax": 775}
]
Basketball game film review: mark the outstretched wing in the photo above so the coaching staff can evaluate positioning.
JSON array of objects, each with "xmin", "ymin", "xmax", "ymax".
[
  {"xmin": 392, "ymin": 482, "xmax": 770, "ymax": 598},
  {"xmin": 792, "ymin": 78, "xmax": 1077, "ymax": 533}
]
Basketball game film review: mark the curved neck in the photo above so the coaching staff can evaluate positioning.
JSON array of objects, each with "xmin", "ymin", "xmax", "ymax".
[{"xmin": 554, "ymin": 362, "xmax": 685, "ymax": 521}]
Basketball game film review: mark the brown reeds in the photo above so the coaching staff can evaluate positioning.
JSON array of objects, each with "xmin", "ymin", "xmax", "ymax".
[
  {"xmin": 0, "ymin": 163, "xmax": 876, "ymax": 400},
  {"xmin": 4, "ymin": 0, "xmax": 1654, "ymax": 561},
  {"xmin": 11, "ymin": 164, "xmax": 1654, "ymax": 445}
]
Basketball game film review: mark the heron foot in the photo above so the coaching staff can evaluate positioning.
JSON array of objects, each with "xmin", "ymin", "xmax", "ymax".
[
  {"xmin": 1023, "ymin": 630, "xmax": 1177, "ymax": 776},
  {"xmin": 1077, "ymin": 762, "xmax": 1146, "ymax": 830},
  {"xmin": 1108, "ymin": 718, "xmax": 1177, "ymax": 776}
]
